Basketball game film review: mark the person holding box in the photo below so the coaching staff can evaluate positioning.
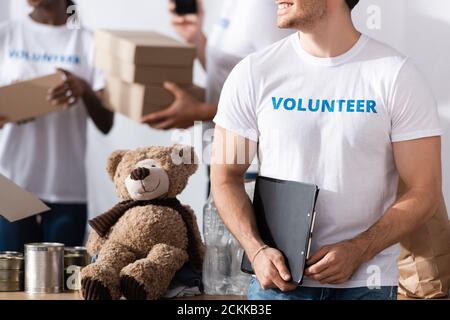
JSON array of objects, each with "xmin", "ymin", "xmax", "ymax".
[
  {"xmin": 0, "ymin": 0, "xmax": 114, "ymax": 251},
  {"xmin": 211, "ymin": 0, "xmax": 442, "ymax": 300},
  {"xmin": 141, "ymin": 0, "xmax": 291, "ymax": 132}
]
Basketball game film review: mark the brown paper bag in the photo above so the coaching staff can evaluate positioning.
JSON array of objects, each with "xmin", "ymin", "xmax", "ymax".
[{"xmin": 397, "ymin": 182, "xmax": 450, "ymax": 299}]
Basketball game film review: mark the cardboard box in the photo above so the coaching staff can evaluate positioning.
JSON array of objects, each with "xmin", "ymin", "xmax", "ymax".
[
  {"xmin": 95, "ymin": 30, "xmax": 196, "ymax": 67},
  {"xmin": 0, "ymin": 73, "xmax": 62, "ymax": 122},
  {"xmin": 0, "ymin": 174, "xmax": 49, "ymax": 222},
  {"xmin": 104, "ymin": 77, "xmax": 205, "ymax": 122},
  {"xmin": 96, "ymin": 51, "xmax": 193, "ymax": 85}
]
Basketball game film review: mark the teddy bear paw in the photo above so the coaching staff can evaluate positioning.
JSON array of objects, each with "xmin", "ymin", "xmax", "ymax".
[
  {"xmin": 120, "ymin": 275, "xmax": 148, "ymax": 300},
  {"xmin": 81, "ymin": 277, "xmax": 112, "ymax": 300}
]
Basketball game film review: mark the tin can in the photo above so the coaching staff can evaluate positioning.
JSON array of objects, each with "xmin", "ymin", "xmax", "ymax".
[
  {"xmin": 0, "ymin": 281, "xmax": 23, "ymax": 292},
  {"xmin": 0, "ymin": 270, "xmax": 23, "ymax": 282},
  {"xmin": 0, "ymin": 252, "xmax": 24, "ymax": 292},
  {"xmin": 64, "ymin": 247, "xmax": 89, "ymax": 291},
  {"xmin": 25, "ymin": 243, "xmax": 64, "ymax": 294}
]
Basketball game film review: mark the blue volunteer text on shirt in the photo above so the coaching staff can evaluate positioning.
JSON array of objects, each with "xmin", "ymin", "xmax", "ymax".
[
  {"xmin": 9, "ymin": 49, "xmax": 81, "ymax": 65},
  {"xmin": 272, "ymin": 97, "xmax": 377, "ymax": 114}
]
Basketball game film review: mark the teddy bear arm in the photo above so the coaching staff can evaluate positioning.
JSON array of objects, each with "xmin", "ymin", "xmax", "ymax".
[
  {"xmin": 120, "ymin": 243, "xmax": 189, "ymax": 300},
  {"xmin": 85, "ymin": 229, "xmax": 108, "ymax": 256}
]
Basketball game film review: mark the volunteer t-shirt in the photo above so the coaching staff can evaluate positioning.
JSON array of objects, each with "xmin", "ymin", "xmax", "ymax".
[
  {"xmin": 214, "ymin": 33, "xmax": 442, "ymax": 288},
  {"xmin": 0, "ymin": 16, "xmax": 105, "ymax": 203},
  {"xmin": 204, "ymin": 0, "xmax": 292, "ymax": 165}
]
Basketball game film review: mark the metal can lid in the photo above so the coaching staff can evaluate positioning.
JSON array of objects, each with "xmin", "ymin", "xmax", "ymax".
[
  {"xmin": 25, "ymin": 243, "xmax": 64, "ymax": 252},
  {"xmin": 64, "ymin": 246, "xmax": 87, "ymax": 254},
  {"xmin": 0, "ymin": 252, "xmax": 24, "ymax": 270},
  {"xmin": 0, "ymin": 252, "xmax": 24, "ymax": 259}
]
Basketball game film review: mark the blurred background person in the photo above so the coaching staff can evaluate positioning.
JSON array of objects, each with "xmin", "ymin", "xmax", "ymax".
[
  {"xmin": 141, "ymin": 0, "xmax": 292, "ymax": 194},
  {"xmin": 0, "ymin": 0, "xmax": 113, "ymax": 251},
  {"xmin": 142, "ymin": 0, "xmax": 292, "ymax": 132}
]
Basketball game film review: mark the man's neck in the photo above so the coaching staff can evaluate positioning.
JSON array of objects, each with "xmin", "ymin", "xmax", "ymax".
[
  {"xmin": 29, "ymin": 3, "xmax": 67, "ymax": 26},
  {"xmin": 298, "ymin": 8, "xmax": 361, "ymax": 58}
]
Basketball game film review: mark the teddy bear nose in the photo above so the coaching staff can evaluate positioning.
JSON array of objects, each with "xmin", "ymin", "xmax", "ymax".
[{"xmin": 130, "ymin": 167, "xmax": 150, "ymax": 181}]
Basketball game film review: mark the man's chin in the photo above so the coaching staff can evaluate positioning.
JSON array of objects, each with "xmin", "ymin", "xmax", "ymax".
[{"xmin": 277, "ymin": 18, "xmax": 293, "ymax": 29}]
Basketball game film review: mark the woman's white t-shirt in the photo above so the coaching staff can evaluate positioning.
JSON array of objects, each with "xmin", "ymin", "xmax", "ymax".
[
  {"xmin": 214, "ymin": 33, "xmax": 442, "ymax": 288},
  {"xmin": 0, "ymin": 16, "xmax": 105, "ymax": 203}
]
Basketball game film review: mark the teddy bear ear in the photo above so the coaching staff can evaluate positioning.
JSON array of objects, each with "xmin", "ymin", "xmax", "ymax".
[
  {"xmin": 106, "ymin": 150, "xmax": 127, "ymax": 180},
  {"xmin": 171, "ymin": 144, "xmax": 198, "ymax": 175}
]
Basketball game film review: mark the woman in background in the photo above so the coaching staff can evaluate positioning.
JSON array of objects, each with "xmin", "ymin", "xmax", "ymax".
[{"xmin": 0, "ymin": 0, "xmax": 113, "ymax": 251}]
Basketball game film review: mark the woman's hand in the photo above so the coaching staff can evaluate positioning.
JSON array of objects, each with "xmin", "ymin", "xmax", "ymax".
[
  {"xmin": 47, "ymin": 68, "xmax": 89, "ymax": 109},
  {"xmin": 141, "ymin": 82, "xmax": 214, "ymax": 130},
  {"xmin": 169, "ymin": 0, "xmax": 204, "ymax": 45}
]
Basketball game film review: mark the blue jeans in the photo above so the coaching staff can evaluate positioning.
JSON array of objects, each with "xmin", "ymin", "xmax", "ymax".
[
  {"xmin": 248, "ymin": 277, "xmax": 397, "ymax": 300},
  {"xmin": 0, "ymin": 202, "xmax": 87, "ymax": 252}
]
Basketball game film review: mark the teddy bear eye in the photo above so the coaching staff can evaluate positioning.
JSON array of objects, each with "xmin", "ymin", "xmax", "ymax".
[{"xmin": 151, "ymin": 165, "xmax": 156, "ymax": 168}]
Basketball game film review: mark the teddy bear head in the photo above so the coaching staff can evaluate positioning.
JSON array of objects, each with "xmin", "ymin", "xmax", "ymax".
[{"xmin": 106, "ymin": 145, "xmax": 198, "ymax": 201}]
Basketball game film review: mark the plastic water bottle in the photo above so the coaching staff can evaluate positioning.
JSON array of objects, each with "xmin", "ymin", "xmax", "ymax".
[
  {"xmin": 202, "ymin": 178, "xmax": 255, "ymax": 295},
  {"xmin": 202, "ymin": 193, "xmax": 231, "ymax": 294}
]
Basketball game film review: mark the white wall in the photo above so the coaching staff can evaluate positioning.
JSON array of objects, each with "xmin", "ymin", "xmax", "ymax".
[{"xmin": 3, "ymin": 0, "xmax": 450, "ymax": 222}]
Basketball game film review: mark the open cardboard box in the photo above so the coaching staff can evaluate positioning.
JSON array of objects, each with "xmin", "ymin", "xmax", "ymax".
[
  {"xmin": 95, "ymin": 30, "xmax": 196, "ymax": 67},
  {"xmin": 0, "ymin": 73, "xmax": 62, "ymax": 123},
  {"xmin": 0, "ymin": 174, "xmax": 49, "ymax": 222},
  {"xmin": 104, "ymin": 77, "xmax": 205, "ymax": 122}
]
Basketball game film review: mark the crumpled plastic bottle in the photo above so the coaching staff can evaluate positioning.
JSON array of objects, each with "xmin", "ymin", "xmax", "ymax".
[{"xmin": 202, "ymin": 180, "xmax": 254, "ymax": 295}]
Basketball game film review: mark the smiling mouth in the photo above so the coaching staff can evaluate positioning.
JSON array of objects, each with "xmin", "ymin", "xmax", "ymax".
[
  {"xmin": 138, "ymin": 179, "xmax": 161, "ymax": 195},
  {"xmin": 277, "ymin": 1, "xmax": 294, "ymax": 14},
  {"xmin": 278, "ymin": 2, "xmax": 294, "ymax": 9}
]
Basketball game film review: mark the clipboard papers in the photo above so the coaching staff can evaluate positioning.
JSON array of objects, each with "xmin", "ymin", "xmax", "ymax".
[
  {"xmin": 241, "ymin": 176, "xmax": 319, "ymax": 285},
  {"xmin": 0, "ymin": 174, "xmax": 50, "ymax": 222}
]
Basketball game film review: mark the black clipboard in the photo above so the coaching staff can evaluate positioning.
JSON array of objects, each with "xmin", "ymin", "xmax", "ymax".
[{"xmin": 241, "ymin": 176, "xmax": 319, "ymax": 285}]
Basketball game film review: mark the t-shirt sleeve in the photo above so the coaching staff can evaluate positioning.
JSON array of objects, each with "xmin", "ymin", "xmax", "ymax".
[
  {"xmin": 213, "ymin": 57, "xmax": 259, "ymax": 141},
  {"xmin": 248, "ymin": 0, "xmax": 292, "ymax": 51},
  {"xmin": 389, "ymin": 59, "xmax": 442, "ymax": 142}
]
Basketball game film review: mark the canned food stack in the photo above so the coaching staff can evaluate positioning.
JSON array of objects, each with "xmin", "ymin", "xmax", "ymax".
[{"xmin": 0, "ymin": 252, "xmax": 24, "ymax": 292}]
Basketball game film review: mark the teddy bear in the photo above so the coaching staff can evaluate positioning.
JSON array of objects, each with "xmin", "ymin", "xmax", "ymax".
[{"xmin": 80, "ymin": 145, "xmax": 205, "ymax": 300}]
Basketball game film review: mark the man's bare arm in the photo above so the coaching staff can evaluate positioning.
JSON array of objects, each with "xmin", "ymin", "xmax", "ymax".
[
  {"xmin": 306, "ymin": 136, "xmax": 442, "ymax": 284},
  {"xmin": 211, "ymin": 126, "xmax": 297, "ymax": 291}
]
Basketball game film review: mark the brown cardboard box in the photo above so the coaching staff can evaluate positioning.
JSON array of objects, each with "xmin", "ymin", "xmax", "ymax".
[
  {"xmin": 0, "ymin": 73, "xmax": 62, "ymax": 122},
  {"xmin": 95, "ymin": 30, "xmax": 196, "ymax": 67},
  {"xmin": 96, "ymin": 51, "xmax": 193, "ymax": 85},
  {"xmin": 104, "ymin": 77, "xmax": 205, "ymax": 122}
]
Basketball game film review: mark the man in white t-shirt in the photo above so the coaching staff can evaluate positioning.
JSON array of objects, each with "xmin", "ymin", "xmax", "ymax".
[{"xmin": 211, "ymin": 0, "xmax": 442, "ymax": 300}]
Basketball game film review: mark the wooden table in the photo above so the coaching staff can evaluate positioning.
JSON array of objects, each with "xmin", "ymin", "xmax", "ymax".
[
  {"xmin": 0, "ymin": 291, "xmax": 447, "ymax": 300},
  {"xmin": 0, "ymin": 291, "xmax": 246, "ymax": 300}
]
